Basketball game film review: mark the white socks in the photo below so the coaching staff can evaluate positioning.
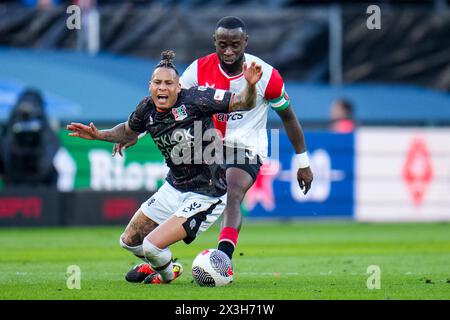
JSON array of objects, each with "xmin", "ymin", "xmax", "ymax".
[
  {"xmin": 142, "ymin": 238, "xmax": 174, "ymax": 282},
  {"xmin": 119, "ymin": 234, "xmax": 145, "ymax": 261}
]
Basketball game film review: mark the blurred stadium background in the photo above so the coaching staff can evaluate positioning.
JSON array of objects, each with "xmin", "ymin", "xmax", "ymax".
[{"xmin": 0, "ymin": 0, "xmax": 449, "ymax": 300}]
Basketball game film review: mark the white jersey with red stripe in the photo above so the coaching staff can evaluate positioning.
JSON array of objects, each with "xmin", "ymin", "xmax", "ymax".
[{"xmin": 180, "ymin": 53, "xmax": 290, "ymax": 162}]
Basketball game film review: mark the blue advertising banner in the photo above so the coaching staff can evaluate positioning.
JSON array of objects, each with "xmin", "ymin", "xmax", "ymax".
[{"xmin": 243, "ymin": 131, "xmax": 354, "ymax": 218}]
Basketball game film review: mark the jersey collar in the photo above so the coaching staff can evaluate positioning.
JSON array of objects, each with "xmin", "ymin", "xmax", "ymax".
[{"xmin": 218, "ymin": 62, "xmax": 244, "ymax": 81}]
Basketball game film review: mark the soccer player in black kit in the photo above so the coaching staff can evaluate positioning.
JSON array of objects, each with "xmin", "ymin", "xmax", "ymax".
[{"xmin": 67, "ymin": 51, "xmax": 263, "ymax": 284}]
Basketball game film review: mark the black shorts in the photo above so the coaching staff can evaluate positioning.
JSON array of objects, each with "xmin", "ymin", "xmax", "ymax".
[{"xmin": 224, "ymin": 147, "xmax": 262, "ymax": 182}]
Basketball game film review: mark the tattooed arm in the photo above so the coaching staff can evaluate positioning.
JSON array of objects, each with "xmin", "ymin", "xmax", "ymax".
[
  {"xmin": 67, "ymin": 121, "xmax": 139, "ymax": 144},
  {"xmin": 100, "ymin": 122, "xmax": 139, "ymax": 144},
  {"xmin": 230, "ymin": 61, "xmax": 263, "ymax": 111}
]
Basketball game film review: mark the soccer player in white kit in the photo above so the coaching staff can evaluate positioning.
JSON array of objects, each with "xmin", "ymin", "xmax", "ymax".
[{"xmin": 180, "ymin": 16, "xmax": 313, "ymax": 259}]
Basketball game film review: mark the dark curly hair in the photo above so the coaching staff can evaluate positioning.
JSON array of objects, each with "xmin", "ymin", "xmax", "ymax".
[{"xmin": 155, "ymin": 50, "xmax": 179, "ymax": 75}]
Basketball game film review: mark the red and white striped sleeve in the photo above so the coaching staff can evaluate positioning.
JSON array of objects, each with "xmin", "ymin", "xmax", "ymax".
[
  {"xmin": 264, "ymin": 68, "xmax": 290, "ymax": 111},
  {"xmin": 180, "ymin": 60, "xmax": 198, "ymax": 89}
]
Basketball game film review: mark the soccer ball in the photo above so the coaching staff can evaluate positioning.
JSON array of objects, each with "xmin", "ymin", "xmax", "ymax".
[{"xmin": 192, "ymin": 249, "xmax": 233, "ymax": 287}]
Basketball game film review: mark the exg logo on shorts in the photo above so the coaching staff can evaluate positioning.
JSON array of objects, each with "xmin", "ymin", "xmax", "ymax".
[{"xmin": 183, "ymin": 202, "xmax": 201, "ymax": 213}]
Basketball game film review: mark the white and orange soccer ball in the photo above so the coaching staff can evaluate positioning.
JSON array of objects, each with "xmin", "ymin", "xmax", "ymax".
[{"xmin": 191, "ymin": 249, "xmax": 233, "ymax": 287}]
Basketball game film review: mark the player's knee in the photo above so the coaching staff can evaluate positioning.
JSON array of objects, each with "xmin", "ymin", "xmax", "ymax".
[
  {"xmin": 119, "ymin": 234, "xmax": 145, "ymax": 259},
  {"xmin": 226, "ymin": 184, "xmax": 246, "ymax": 203},
  {"xmin": 142, "ymin": 238, "xmax": 171, "ymax": 267},
  {"xmin": 120, "ymin": 232, "xmax": 135, "ymax": 247}
]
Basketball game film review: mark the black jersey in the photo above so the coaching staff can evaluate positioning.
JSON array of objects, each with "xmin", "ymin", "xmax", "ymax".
[{"xmin": 128, "ymin": 87, "xmax": 233, "ymax": 197}]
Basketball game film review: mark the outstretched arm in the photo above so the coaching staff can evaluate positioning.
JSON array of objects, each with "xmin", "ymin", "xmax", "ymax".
[
  {"xmin": 277, "ymin": 107, "xmax": 313, "ymax": 195},
  {"xmin": 67, "ymin": 121, "xmax": 139, "ymax": 144},
  {"xmin": 230, "ymin": 61, "xmax": 263, "ymax": 111},
  {"xmin": 112, "ymin": 133, "xmax": 145, "ymax": 157}
]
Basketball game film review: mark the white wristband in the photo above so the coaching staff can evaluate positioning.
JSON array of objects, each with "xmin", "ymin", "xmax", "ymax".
[{"xmin": 295, "ymin": 152, "xmax": 310, "ymax": 168}]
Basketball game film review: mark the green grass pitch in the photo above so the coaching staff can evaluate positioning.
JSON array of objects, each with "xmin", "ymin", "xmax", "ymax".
[{"xmin": 0, "ymin": 221, "xmax": 449, "ymax": 300}]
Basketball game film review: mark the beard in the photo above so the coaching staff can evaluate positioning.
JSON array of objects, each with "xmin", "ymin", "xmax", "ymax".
[{"xmin": 220, "ymin": 53, "xmax": 245, "ymax": 75}]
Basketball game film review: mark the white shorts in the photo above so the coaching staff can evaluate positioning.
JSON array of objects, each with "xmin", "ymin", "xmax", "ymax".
[{"xmin": 140, "ymin": 182, "xmax": 227, "ymax": 244}]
